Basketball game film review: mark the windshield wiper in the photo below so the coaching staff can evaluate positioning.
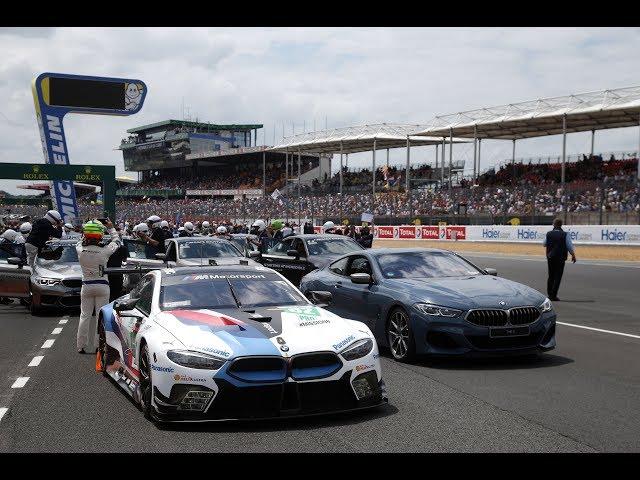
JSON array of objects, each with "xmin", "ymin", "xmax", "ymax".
[{"xmin": 226, "ymin": 279, "xmax": 242, "ymax": 308}]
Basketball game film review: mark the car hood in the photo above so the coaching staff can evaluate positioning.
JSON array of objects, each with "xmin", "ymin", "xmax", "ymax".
[
  {"xmin": 388, "ymin": 275, "xmax": 546, "ymax": 310},
  {"xmin": 33, "ymin": 262, "xmax": 82, "ymax": 279},
  {"xmin": 153, "ymin": 305, "xmax": 371, "ymax": 359}
]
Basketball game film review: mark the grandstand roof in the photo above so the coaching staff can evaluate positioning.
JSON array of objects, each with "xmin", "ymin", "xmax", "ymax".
[
  {"xmin": 269, "ymin": 123, "xmax": 469, "ymax": 154},
  {"xmin": 413, "ymin": 86, "xmax": 640, "ymax": 140},
  {"xmin": 127, "ymin": 120, "xmax": 263, "ymax": 134}
]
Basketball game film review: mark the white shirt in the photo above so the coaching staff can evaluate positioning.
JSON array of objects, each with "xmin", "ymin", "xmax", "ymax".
[{"xmin": 76, "ymin": 228, "xmax": 121, "ymax": 282}]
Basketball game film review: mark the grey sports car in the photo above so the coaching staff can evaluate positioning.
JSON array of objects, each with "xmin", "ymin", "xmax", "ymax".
[{"xmin": 299, "ymin": 248, "xmax": 556, "ymax": 361}]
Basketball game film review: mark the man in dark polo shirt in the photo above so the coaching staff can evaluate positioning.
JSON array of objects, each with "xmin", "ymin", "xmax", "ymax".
[{"xmin": 543, "ymin": 218, "xmax": 577, "ymax": 301}]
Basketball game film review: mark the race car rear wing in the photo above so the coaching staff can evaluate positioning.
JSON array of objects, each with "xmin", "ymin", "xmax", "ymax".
[{"xmin": 99, "ymin": 265, "xmax": 157, "ymax": 277}]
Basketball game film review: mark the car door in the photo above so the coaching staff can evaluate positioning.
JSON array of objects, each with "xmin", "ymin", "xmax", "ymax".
[
  {"xmin": 164, "ymin": 241, "xmax": 178, "ymax": 267},
  {"xmin": 118, "ymin": 274, "xmax": 154, "ymax": 372},
  {"xmin": 318, "ymin": 256, "xmax": 351, "ymax": 318},
  {"xmin": 123, "ymin": 238, "xmax": 163, "ymax": 286},
  {"xmin": 0, "ymin": 242, "xmax": 30, "ymax": 298},
  {"xmin": 334, "ymin": 255, "xmax": 380, "ymax": 328},
  {"xmin": 259, "ymin": 237, "xmax": 307, "ymax": 284}
]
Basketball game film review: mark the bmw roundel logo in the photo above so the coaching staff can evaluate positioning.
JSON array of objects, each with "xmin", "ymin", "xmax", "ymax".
[
  {"xmin": 499, "ymin": 301, "xmax": 506, "ymax": 306},
  {"xmin": 280, "ymin": 345, "xmax": 289, "ymax": 352}
]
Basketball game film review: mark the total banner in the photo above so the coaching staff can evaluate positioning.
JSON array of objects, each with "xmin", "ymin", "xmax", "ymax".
[
  {"xmin": 309, "ymin": 224, "xmax": 640, "ymax": 245},
  {"xmin": 365, "ymin": 224, "xmax": 640, "ymax": 245}
]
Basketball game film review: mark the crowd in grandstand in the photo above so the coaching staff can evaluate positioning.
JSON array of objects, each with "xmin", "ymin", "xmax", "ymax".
[{"xmin": 2, "ymin": 155, "xmax": 638, "ymax": 225}]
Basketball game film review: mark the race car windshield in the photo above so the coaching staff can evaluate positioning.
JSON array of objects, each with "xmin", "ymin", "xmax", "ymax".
[
  {"xmin": 376, "ymin": 252, "xmax": 482, "ymax": 279},
  {"xmin": 37, "ymin": 245, "xmax": 79, "ymax": 265},
  {"xmin": 229, "ymin": 237, "xmax": 256, "ymax": 252},
  {"xmin": 306, "ymin": 238, "xmax": 363, "ymax": 256},
  {"xmin": 160, "ymin": 277, "xmax": 307, "ymax": 310},
  {"xmin": 178, "ymin": 241, "xmax": 243, "ymax": 259}
]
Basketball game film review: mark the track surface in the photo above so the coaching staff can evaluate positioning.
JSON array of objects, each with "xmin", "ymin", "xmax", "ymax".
[{"xmin": 1, "ymin": 254, "xmax": 639, "ymax": 452}]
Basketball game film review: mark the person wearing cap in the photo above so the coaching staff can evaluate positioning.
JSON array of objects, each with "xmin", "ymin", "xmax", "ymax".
[
  {"xmin": 215, "ymin": 225, "xmax": 232, "ymax": 240},
  {"xmin": 17, "ymin": 222, "xmax": 31, "ymax": 243},
  {"xmin": 322, "ymin": 221, "xmax": 337, "ymax": 234},
  {"xmin": 138, "ymin": 215, "xmax": 167, "ymax": 253},
  {"xmin": 76, "ymin": 219, "xmax": 122, "ymax": 354},
  {"xmin": 25, "ymin": 210, "xmax": 63, "ymax": 268},
  {"xmin": 179, "ymin": 221, "xmax": 195, "ymax": 237},
  {"xmin": 62, "ymin": 222, "xmax": 81, "ymax": 240},
  {"xmin": 0, "ymin": 229, "xmax": 26, "ymax": 304},
  {"xmin": 200, "ymin": 221, "xmax": 211, "ymax": 236},
  {"xmin": 271, "ymin": 220, "xmax": 284, "ymax": 241}
]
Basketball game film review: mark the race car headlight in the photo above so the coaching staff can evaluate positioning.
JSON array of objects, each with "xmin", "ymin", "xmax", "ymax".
[
  {"xmin": 33, "ymin": 277, "xmax": 61, "ymax": 286},
  {"xmin": 340, "ymin": 338, "xmax": 374, "ymax": 361},
  {"xmin": 414, "ymin": 303, "xmax": 462, "ymax": 318},
  {"xmin": 540, "ymin": 298, "xmax": 553, "ymax": 313},
  {"xmin": 166, "ymin": 350, "xmax": 226, "ymax": 370}
]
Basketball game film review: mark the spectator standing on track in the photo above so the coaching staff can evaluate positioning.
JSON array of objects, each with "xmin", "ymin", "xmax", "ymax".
[
  {"xmin": 76, "ymin": 219, "xmax": 121, "ymax": 354},
  {"xmin": 543, "ymin": 218, "xmax": 577, "ymax": 301},
  {"xmin": 25, "ymin": 210, "xmax": 63, "ymax": 268}
]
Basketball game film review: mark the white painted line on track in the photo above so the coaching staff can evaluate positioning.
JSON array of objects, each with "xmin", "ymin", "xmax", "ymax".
[
  {"xmin": 41, "ymin": 339, "xmax": 55, "ymax": 349},
  {"xmin": 28, "ymin": 356, "xmax": 44, "ymax": 367},
  {"xmin": 0, "ymin": 408, "xmax": 7, "ymax": 422},
  {"xmin": 11, "ymin": 377, "xmax": 29, "ymax": 389},
  {"xmin": 558, "ymin": 321, "xmax": 640, "ymax": 340},
  {"xmin": 59, "ymin": 319, "xmax": 68, "ymax": 325},
  {"xmin": 51, "ymin": 327, "xmax": 63, "ymax": 335}
]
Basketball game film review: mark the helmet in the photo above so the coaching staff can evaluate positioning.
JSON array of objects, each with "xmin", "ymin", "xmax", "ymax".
[
  {"xmin": 323, "ymin": 221, "xmax": 336, "ymax": 231},
  {"xmin": 216, "ymin": 226, "xmax": 227, "ymax": 234},
  {"xmin": 251, "ymin": 220, "xmax": 267, "ymax": 232},
  {"xmin": 46, "ymin": 210, "xmax": 62, "ymax": 223},
  {"xmin": 19, "ymin": 222, "xmax": 32, "ymax": 234},
  {"xmin": 1, "ymin": 229, "xmax": 18, "ymax": 242},
  {"xmin": 147, "ymin": 215, "xmax": 161, "ymax": 223},
  {"xmin": 160, "ymin": 220, "xmax": 169, "ymax": 229},
  {"xmin": 271, "ymin": 220, "xmax": 283, "ymax": 231},
  {"xmin": 64, "ymin": 223, "xmax": 74, "ymax": 230},
  {"xmin": 134, "ymin": 223, "xmax": 149, "ymax": 234},
  {"xmin": 202, "ymin": 221, "xmax": 210, "ymax": 229},
  {"xmin": 83, "ymin": 220, "xmax": 105, "ymax": 239},
  {"xmin": 184, "ymin": 221, "xmax": 194, "ymax": 232}
]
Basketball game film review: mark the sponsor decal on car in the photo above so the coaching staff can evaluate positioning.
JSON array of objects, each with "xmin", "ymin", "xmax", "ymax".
[
  {"xmin": 173, "ymin": 374, "xmax": 206, "ymax": 383},
  {"xmin": 185, "ymin": 274, "xmax": 267, "ymax": 281},
  {"xmin": 333, "ymin": 335, "xmax": 356, "ymax": 351},
  {"xmin": 355, "ymin": 364, "xmax": 375, "ymax": 372},
  {"xmin": 171, "ymin": 310, "xmax": 246, "ymax": 331},
  {"xmin": 267, "ymin": 263, "xmax": 308, "ymax": 271},
  {"xmin": 300, "ymin": 319, "xmax": 330, "ymax": 327},
  {"xmin": 261, "ymin": 322, "xmax": 278, "ymax": 334},
  {"xmin": 151, "ymin": 365, "xmax": 175, "ymax": 373},
  {"xmin": 186, "ymin": 346, "xmax": 231, "ymax": 357}
]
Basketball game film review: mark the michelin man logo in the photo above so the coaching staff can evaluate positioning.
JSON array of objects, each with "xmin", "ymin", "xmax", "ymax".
[{"xmin": 125, "ymin": 83, "xmax": 143, "ymax": 111}]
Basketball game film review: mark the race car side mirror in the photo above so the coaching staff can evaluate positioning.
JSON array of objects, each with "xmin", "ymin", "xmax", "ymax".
[
  {"xmin": 287, "ymin": 249, "xmax": 300, "ymax": 258},
  {"xmin": 484, "ymin": 268, "xmax": 498, "ymax": 276},
  {"xmin": 248, "ymin": 250, "xmax": 261, "ymax": 259},
  {"xmin": 155, "ymin": 253, "xmax": 167, "ymax": 261},
  {"xmin": 307, "ymin": 290, "xmax": 332, "ymax": 307},
  {"xmin": 114, "ymin": 297, "xmax": 139, "ymax": 312},
  {"xmin": 350, "ymin": 273, "xmax": 372, "ymax": 285},
  {"xmin": 7, "ymin": 257, "xmax": 24, "ymax": 268}
]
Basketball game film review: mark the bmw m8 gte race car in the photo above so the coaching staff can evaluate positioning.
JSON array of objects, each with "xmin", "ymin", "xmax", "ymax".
[{"xmin": 97, "ymin": 264, "xmax": 387, "ymax": 422}]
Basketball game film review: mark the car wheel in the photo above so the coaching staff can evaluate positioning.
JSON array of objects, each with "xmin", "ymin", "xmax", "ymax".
[
  {"xmin": 387, "ymin": 307, "xmax": 416, "ymax": 363},
  {"xmin": 139, "ymin": 344, "xmax": 154, "ymax": 421},
  {"xmin": 97, "ymin": 319, "xmax": 108, "ymax": 377}
]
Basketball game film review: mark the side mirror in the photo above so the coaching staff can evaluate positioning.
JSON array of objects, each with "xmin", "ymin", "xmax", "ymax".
[
  {"xmin": 307, "ymin": 290, "xmax": 332, "ymax": 307},
  {"xmin": 8, "ymin": 257, "xmax": 24, "ymax": 268},
  {"xmin": 484, "ymin": 268, "xmax": 498, "ymax": 276},
  {"xmin": 114, "ymin": 297, "xmax": 139, "ymax": 312},
  {"xmin": 350, "ymin": 272, "xmax": 372, "ymax": 284},
  {"xmin": 248, "ymin": 250, "xmax": 261, "ymax": 259},
  {"xmin": 287, "ymin": 249, "xmax": 300, "ymax": 258},
  {"xmin": 155, "ymin": 253, "xmax": 167, "ymax": 261}
]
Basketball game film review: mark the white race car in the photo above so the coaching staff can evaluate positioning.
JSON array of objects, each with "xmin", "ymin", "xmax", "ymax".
[{"xmin": 97, "ymin": 264, "xmax": 387, "ymax": 422}]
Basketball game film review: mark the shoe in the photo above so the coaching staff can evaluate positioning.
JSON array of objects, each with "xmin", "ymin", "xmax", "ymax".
[{"xmin": 78, "ymin": 348, "xmax": 86, "ymax": 354}]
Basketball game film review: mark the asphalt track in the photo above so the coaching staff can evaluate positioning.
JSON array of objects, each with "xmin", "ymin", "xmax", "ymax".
[{"xmin": 0, "ymin": 253, "xmax": 639, "ymax": 452}]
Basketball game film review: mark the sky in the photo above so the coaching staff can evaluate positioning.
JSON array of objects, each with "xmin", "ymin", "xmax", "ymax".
[{"xmin": 1, "ymin": 27, "xmax": 640, "ymax": 194}]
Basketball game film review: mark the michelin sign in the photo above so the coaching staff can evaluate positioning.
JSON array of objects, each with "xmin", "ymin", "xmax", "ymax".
[{"xmin": 32, "ymin": 73, "xmax": 147, "ymax": 223}]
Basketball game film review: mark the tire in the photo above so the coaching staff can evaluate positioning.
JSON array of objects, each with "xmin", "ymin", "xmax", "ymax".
[
  {"xmin": 386, "ymin": 307, "xmax": 416, "ymax": 363},
  {"xmin": 97, "ymin": 319, "xmax": 109, "ymax": 377},
  {"xmin": 139, "ymin": 343, "xmax": 155, "ymax": 422}
]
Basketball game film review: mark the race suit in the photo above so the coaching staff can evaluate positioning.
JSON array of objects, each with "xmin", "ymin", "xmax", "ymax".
[{"xmin": 76, "ymin": 228, "xmax": 121, "ymax": 351}]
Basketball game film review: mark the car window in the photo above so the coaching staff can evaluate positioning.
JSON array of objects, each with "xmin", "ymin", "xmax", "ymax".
[
  {"xmin": 123, "ymin": 238, "xmax": 157, "ymax": 260},
  {"xmin": 329, "ymin": 257, "xmax": 349, "ymax": 276},
  {"xmin": 267, "ymin": 238, "xmax": 294, "ymax": 256},
  {"xmin": 131, "ymin": 274, "xmax": 153, "ymax": 299},
  {"xmin": 178, "ymin": 241, "xmax": 243, "ymax": 259},
  {"xmin": 347, "ymin": 256, "xmax": 372, "ymax": 276},
  {"xmin": 37, "ymin": 245, "xmax": 78, "ymax": 266},
  {"xmin": 376, "ymin": 251, "xmax": 482, "ymax": 279},
  {"xmin": 292, "ymin": 239, "xmax": 307, "ymax": 257},
  {"xmin": 136, "ymin": 279, "xmax": 155, "ymax": 315},
  {"xmin": 0, "ymin": 242, "xmax": 25, "ymax": 262},
  {"xmin": 305, "ymin": 237, "xmax": 364, "ymax": 256}
]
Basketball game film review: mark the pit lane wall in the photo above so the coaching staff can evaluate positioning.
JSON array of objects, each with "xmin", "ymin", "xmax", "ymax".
[{"xmin": 313, "ymin": 225, "xmax": 640, "ymax": 245}]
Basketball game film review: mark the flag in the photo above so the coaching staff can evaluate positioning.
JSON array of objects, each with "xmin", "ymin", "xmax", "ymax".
[{"xmin": 271, "ymin": 188, "xmax": 282, "ymax": 200}]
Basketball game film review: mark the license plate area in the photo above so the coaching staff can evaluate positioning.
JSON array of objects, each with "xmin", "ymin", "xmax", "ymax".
[{"xmin": 490, "ymin": 326, "xmax": 530, "ymax": 338}]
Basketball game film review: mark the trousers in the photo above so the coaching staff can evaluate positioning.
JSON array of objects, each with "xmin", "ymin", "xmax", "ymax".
[{"xmin": 77, "ymin": 282, "xmax": 110, "ymax": 350}]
